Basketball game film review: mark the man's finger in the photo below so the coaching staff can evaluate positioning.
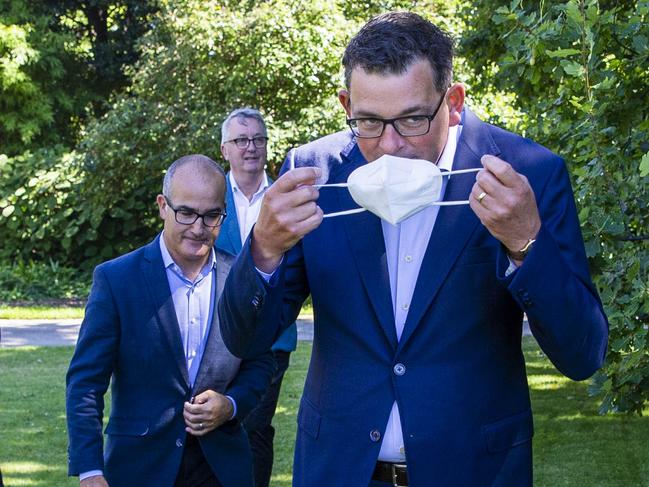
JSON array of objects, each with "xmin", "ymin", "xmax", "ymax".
[
  {"xmin": 481, "ymin": 154, "xmax": 520, "ymax": 187},
  {"xmin": 273, "ymin": 166, "xmax": 321, "ymax": 192}
]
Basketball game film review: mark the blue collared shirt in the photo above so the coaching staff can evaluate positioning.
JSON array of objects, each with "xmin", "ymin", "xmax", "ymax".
[{"xmin": 159, "ymin": 233, "xmax": 216, "ymax": 387}]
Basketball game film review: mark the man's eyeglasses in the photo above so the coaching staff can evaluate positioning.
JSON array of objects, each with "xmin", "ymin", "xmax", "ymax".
[
  {"xmin": 346, "ymin": 92, "xmax": 446, "ymax": 139},
  {"xmin": 225, "ymin": 136, "xmax": 269, "ymax": 149},
  {"xmin": 164, "ymin": 197, "xmax": 227, "ymax": 228}
]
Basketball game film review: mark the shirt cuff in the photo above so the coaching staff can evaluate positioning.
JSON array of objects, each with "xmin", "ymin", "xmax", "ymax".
[
  {"xmin": 505, "ymin": 256, "xmax": 519, "ymax": 277},
  {"xmin": 226, "ymin": 395, "xmax": 237, "ymax": 419},
  {"xmin": 79, "ymin": 470, "xmax": 103, "ymax": 481},
  {"xmin": 255, "ymin": 256, "xmax": 283, "ymax": 283}
]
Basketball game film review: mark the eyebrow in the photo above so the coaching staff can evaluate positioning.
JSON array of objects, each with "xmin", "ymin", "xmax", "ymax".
[
  {"xmin": 175, "ymin": 204, "xmax": 224, "ymax": 213},
  {"xmin": 233, "ymin": 133, "xmax": 266, "ymax": 138},
  {"xmin": 352, "ymin": 104, "xmax": 435, "ymax": 118}
]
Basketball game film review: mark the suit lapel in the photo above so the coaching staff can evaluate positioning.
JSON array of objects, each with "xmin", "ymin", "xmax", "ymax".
[
  {"xmin": 193, "ymin": 251, "xmax": 231, "ymax": 392},
  {"xmin": 219, "ymin": 176, "xmax": 242, "ymax": 255},
  {"xmin": 335, "ymin": 144, "xmax": 397, "ymax": 347},
  {"xmin": 398, "ymin": 111, "xmax": 501, "ymax": 348},
  {"xmin": 141, "ymin": 236, "xmax": 190, "ymax": 388}
]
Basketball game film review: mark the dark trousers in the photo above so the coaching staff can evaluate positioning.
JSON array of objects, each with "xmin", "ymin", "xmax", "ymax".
[
  {"xmin": 174, "ymin": 434, "xmax": 222, "ymax": 487},
  {"xmin": 243, "ymin": 350, "xmax": 291, "ymax": 487}
]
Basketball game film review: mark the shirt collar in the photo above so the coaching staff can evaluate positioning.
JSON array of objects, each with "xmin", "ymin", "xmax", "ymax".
[
  {"xmin": 159, "ymin": 231, "xmax": 216, "ymax": 276},
  {"xmin": 437, "ymin": 124, "xmax": 461, "ymax": 172},
  {"xmin": 229, "ymin": 171, "xmax": 270, "ymax": 198}
]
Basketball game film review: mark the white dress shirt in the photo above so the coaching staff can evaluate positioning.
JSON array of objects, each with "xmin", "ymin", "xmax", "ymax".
[
  {"xmin": 229, "ymin": 171, "xmax": 270, "ymax": 245},
  {"xmin": 378, "ymin": 125, "xmax": 461, "ymax": 462}
]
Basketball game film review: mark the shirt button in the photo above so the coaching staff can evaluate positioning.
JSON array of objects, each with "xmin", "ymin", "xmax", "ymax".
[
  {"xmin": 369, "ymin": 429, "xmax": 381, "ymax": 442},
  {"xmin": 176, "ymin": 439, "xmax": 183, "ymax": 448},
  {"xmin": 401, "ymin": 303, "xmax": 409, "ymax": 311},
  {"xmin": 393, "ymin": 363, "xmax": 406, "ymax": 376},
  {"xmin": 404, "ymin": 255, "xmax": 413, "ymax": 263}
]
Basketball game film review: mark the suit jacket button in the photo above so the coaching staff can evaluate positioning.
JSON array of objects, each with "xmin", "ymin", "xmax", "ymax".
[
  {"xmin": 370, "ymin": 429, "xmax": 381, "ymax": 442},
  {"xmin": 176, "ymin": 439, "xmax": 183, "ymax": 448},
  {"xmin": 393, "ymin": 363, "xmax": 406, "ymax": 376}
]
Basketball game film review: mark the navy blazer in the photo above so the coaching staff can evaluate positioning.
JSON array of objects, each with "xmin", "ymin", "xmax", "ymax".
[
  {"xmin": 216, "ymin": 172, "xmax": 297, "ymax": 353},
  {"xmin": 219, "ymin": 110, "xmax": 608, "ymax": 486},
  {"xmin": 66, "ymin": 235, "xmax": 275, "ymax": 486}
]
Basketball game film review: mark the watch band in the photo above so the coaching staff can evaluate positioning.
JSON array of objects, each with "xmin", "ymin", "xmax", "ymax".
[{"xmin": 507, "ymin": 238, "xmax": 536, "ymax": 261}]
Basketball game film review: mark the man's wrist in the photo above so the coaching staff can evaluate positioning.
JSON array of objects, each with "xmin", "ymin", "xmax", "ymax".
[
  {"xmin": 250, "ymin": 234, "xmax": 283, "ymax": 273},
  {"xmin": 506, "ymin": 238, "xmax": 536, "ymax": 262}
]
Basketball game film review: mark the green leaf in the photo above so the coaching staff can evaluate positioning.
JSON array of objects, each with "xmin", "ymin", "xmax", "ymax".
[
  {"xmin": 2, "ymin": 205, "xmax": 16, "ymax": 217},
  {"xmin": 640, "ymin": 152, "xmax": 649, "ymax": 177},
  {"xmin": 561, "ymin": 60, "xmax": 584, "ymax": 77},
  {"xmin": 546, "ymin": 48, "xmax": 581, "ymax": 58}
]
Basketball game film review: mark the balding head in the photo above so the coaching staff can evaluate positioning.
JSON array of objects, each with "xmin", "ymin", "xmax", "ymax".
[{"xmin": 163, "ymin": 154, "xmax": 226, "ymax": 200}]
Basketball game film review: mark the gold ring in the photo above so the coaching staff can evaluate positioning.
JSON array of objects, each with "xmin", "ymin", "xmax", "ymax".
[{"xmin": 477, "ymin": 191, "xmax": 487, "ymax": 203}]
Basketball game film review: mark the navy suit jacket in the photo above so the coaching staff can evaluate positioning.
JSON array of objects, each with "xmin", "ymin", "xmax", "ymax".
[
  {"xmin": 216, "ymin": 172, "xmax": 297, "ymax": 353},
  {"xmin": 66, "ymin": 235, "xmax": 275, "ymax": 486},
  {"xmin": 219, "ymin": 110, "xmax": 608, "ymax": 486}
]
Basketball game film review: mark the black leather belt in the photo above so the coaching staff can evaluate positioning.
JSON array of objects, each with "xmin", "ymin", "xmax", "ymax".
[{"xmin": 372, "ymin": 461, "xmax": 408, "ymax": 486}]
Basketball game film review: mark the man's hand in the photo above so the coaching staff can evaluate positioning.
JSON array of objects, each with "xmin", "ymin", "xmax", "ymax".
[
  {"xmin": 183, "ymin": 390, "xmax": 234, "ymax": 436},
  {"xmin": 252, "ymin": 167, "xmax": 323, "ymax": 272},
  {"xmin": 80, "ymin": 475, "xmax": 109, "ymax": 487},
  {"xmin": 470, "ymin": 155, "xmax": 541, "ymax": 264}
]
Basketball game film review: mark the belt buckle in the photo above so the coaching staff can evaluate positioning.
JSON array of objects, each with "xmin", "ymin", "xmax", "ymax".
[{"xmin": 390, "ymin": 463, "xmax": 407, "ymax": 487}]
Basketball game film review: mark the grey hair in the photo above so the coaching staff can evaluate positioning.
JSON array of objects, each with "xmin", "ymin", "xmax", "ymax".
[
  {"xmin": 221, "ymin": 107, "xmax": 267, "ymax": 144},
  {"xmin": 162, "ymin": 154, "xmax": 225, "ymax": 198}
]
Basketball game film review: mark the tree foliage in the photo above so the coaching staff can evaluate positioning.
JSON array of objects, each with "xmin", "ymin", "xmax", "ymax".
[
  {"xmin": 459, "ymin": 0, "xmax": 649, "ymax": 413},
  {"xmin": 0, "ymin": 0, "xmax": 645, "ymax": 413},
  {"xmin": 0, "ymin": 0, "xmax": 158, "ymax": 155}
]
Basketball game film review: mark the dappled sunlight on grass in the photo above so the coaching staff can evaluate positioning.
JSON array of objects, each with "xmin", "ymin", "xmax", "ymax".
[
  {"xmin": 0, "ymin": 306, "xmax": 85, "ymax": 320},
  {"xmin": 528, "ymin": 374, "xmax": 570, "ymax": 390},
  {"xmin": 4, "ymin": 462, "xmax": 49, "ymax": 474}
]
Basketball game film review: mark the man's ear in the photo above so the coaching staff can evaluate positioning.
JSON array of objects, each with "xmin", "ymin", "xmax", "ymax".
[
  {"xmin": 156, "ymin": 194, "xmax": 167, "ymax": 220},
  {"xmin": 446, "ymin": 83, "xmax": 465, "ymax": 127},
  {"xmin": 338, "ymin": 89, "xmax": 352, "ymax": 117},
  {"xmin": 220, "ymin": 143, "xmax": 228, "ymax": 161}
]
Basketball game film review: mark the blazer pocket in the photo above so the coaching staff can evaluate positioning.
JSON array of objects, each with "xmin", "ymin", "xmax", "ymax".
[
  {"xmin": 481, "ymin": 409, "xmax": 534, "ymax": 453},
  {"xmin": 105, "ymin": 417, "xmax": 150, "ymax": 437},
  {"xmin": 297, "ymin": 398, "xmax": 321, "ymax": 439}
]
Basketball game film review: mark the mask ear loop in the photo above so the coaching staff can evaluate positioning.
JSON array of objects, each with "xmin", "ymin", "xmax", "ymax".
[{"xmin": 315, "ymin": 167, "xmax": 482, "ymax": 215}]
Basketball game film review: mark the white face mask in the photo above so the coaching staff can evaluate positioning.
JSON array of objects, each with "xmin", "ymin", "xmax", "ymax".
[{"xmin": 317, "ymin": 154, "xmax": 480, "ymax": 225}]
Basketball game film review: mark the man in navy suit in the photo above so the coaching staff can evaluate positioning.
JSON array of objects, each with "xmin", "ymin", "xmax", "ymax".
[
  {"xmin": 66, "ymin": 154, "xmax": 274, "ymax": 487},
  {"xmin": 217, "ymin": 107, "xmax": 297, "ymax": 487},
  {"xmin": 219, "ymin": 12, "xmax": 608, "ymax": 486}
]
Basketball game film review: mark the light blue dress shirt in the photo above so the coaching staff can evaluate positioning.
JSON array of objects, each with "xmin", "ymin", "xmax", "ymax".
[{"xmin": 159, "ymin": 234, "xmax": 217, "ymax": 387}]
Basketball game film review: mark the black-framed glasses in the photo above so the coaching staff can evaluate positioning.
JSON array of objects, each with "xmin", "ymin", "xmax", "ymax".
[
  {"xmin": 164, "ymin": 196, "xmax": 227, "ymax": 228},
  {"xmin": 346, "ymin": 92, "xmax": 447, "ymax": 139},
  {"xmin": 224, "ymin": 136, "xmax": 268, "ymax": 149}
]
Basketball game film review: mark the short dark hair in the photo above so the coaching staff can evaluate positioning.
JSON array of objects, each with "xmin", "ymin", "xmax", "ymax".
[{"xmin": 342, "ymin": 11, "xmax": 454, "ymax": 93}]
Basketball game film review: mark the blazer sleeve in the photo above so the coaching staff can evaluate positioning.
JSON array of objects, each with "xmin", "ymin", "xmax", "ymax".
[
  {"xmin": 225, "ymin": 349, "xmax": 276, "ymax": 421},
  {"xmin": 499, "ymin": 156, "xmax": 608, "ymax": 380},
  {"xmin": 218, "ymin": 236, "xmax": 293, "ymax": 359},
  {"xmin": 66, "ymin": 265, "xmax": 120, "ymax": 475}
]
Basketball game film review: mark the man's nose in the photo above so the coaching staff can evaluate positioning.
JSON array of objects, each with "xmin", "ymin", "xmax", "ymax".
[
  {"xmin": 245, "ymin": 141, "xmax": 257, "ymax": 152},
  {"xmin": 378, "ymin": 123, "xmax": 405, "ymax": 154}
]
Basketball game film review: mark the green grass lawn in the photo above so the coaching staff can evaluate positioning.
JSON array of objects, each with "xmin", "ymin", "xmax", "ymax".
[
  {"xmin": 0, "ymin": 306, "xmax": 85, "ymax": 320},
  {"xmin": 0, "ymin": 339, "xmax": 647, "ymax": 486}
]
